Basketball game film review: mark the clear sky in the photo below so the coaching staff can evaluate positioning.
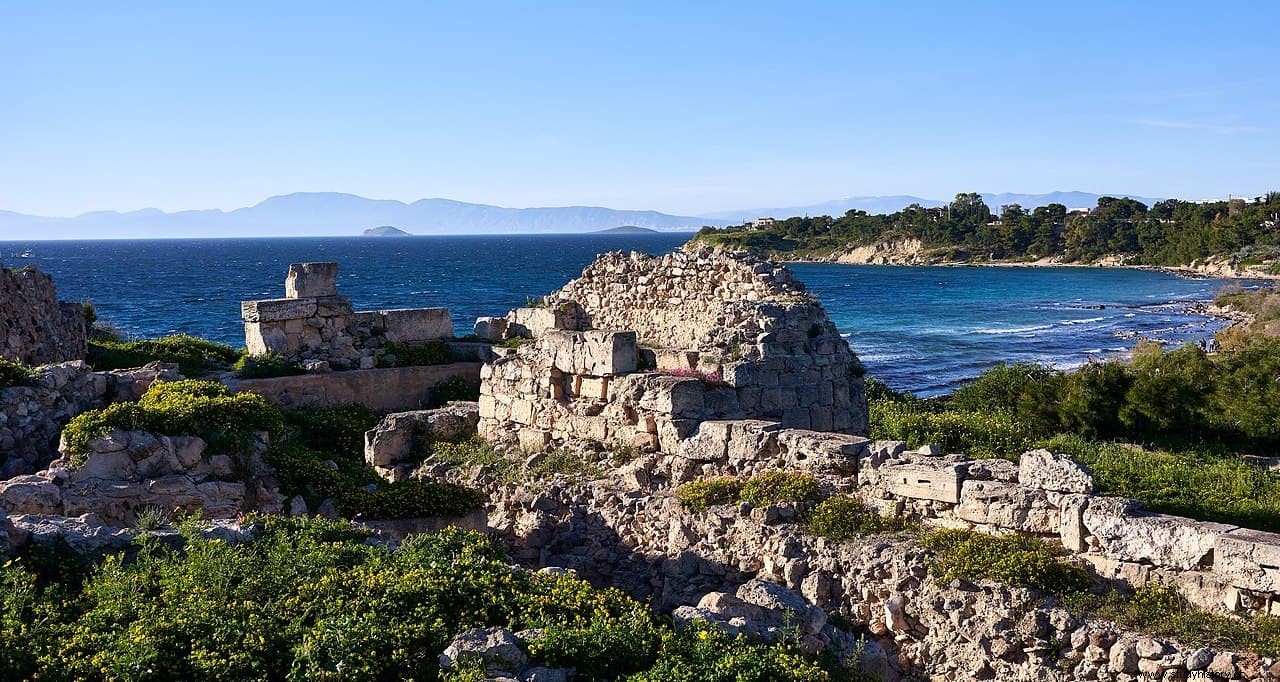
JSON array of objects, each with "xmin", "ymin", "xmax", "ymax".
[{"xmin": 3, "ymin": 1, "xmax": 1278, "ymax": 217}]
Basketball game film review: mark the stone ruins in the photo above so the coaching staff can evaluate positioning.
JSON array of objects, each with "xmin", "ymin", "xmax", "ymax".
[
  {"xmin": 477, "ymin": 246, "xmax": 869, "ymax": 454},
  {"xmin": 8, "ymin": 248, "xmax": 1280, "ymax": 680},
  {"xmin": 0, "ymin": 262, "xmax": 86, "ymax": 366},
  {"xmin": 242, "ymin": 261, "xmax": 453, "ymax": 371}
]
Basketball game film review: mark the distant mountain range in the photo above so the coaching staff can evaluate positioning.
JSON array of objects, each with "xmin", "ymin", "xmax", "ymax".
[
  {"xmin": 699, "ymin": 191, "xmax": 1165, "ymax": 223},
  {"xmin": 0, "ymin": 191, "xmax": 1168, "ymax": 240}
]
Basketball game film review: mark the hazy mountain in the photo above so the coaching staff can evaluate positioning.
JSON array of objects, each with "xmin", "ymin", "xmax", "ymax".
[
  {"xmin": 0, "ymin": 192, "xmax": 714, "ymax": 240},
  {"xmin": 363, "ymin": 225, "xmax": 412, "ymax": 237},
  {"xmin": 593, "ymin": 225, "xmax": 658, "ymax": 234},
  {"xmin": 701, "ymin": 191, "xmax": 1166, "ymax": 223},
  {"xmin": 0, "ymin": 190, "xmax": 1174, "ymax": 241}
]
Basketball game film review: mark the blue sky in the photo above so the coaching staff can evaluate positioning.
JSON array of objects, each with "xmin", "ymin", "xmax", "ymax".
[{"xmin": 2, "ymin": 1, "xmax": 1278, "ymax": 217}]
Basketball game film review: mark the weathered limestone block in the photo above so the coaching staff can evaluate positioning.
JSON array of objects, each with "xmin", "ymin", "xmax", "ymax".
[
  {"xmin": 381, "ymin": 308, "xmax": 453, "ymax": 342},
  {"xmin": 0, "ymin": 475, "xmax": 62, "ymax": 515},
  {"xmin": 1019, "ymin": 449, "xmax": 1093, "ymax": 494},
  {"xmin": 775, "ymin": 429, "xmax": 866, "ymax": 476},
  {"xmin": 473, "ymin": 316, "xmax": 508, "ymax": 341},
  {"xmin": 1216, "ymin": 529, "xmax": 1280, "ymax": 592},
  {"xmin": 956, "ymin": 480, "xmax": 1058, "ymax": 533},
  {"xmin": 285, "ymin": 262, "xmax": 339, "ymax": 298},
  {"xmin": 883, "ymin": 462, "xmax": 968, "ymax": 504},
  {"xmin": 364, "ymin": 402, "xmax": 481, "ymax": 476},
  {"xmin": 637, "ymin": 375, "xmax": 706, "ymax": 417},
  {"xmin": 438, "ymin": 627, "xmax": 528, "ymax": 676},
  {"xmin": 241, "ymin": 298, "xmax": 319, "ymax": 323},
  {"xmin": 1059, "ymin": 493, "xmax": 1090, "ymax": 552},
  {"xmin": 507, "ymin": 306, "xmax": 577, "ymax": 339},
  {"xmin": 545, "ymin": 330, "xmax": 638, "ymax": 376},
  {"xmin": 1083, "ymin": 497, "xmax": 1238, "ymax": 570}
]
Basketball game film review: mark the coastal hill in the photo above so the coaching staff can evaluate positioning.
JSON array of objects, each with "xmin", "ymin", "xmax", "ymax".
[
  {"xmin": 363, "ymin": 225, "xmax": 412, "ymax": 237},
  {"xmin": 694, "ymin": 191, "xmax": 1280, "ymax": 276},
  {"xmin": 593, "ymin": 225, "xmax": 658, "ymax": 234},
  {"xmin": 697, "ymin": 191, "xmax": 1164, "ymax": 223}
]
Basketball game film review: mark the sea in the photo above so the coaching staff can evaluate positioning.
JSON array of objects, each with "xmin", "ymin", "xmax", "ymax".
[{"xmin": 1, "ymin": 234, "xmax": 1252, "ymax": 396}]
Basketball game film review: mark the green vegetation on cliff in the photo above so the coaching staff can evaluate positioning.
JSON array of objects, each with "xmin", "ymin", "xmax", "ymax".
[
  {"xmin": 87, "ymin": 334, "xmax": 242, "ymax": 376},
  {"xmin": 695, "ymin": 192, "xmax": 1280, "ymax": 267},
  {"xmin": 0, "ymin": 520, "xmax": 840, "ymax": 681}
]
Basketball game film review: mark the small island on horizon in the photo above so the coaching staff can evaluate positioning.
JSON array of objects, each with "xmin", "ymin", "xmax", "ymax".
[
  {"xmin": 594, "ymin": 225, "xmax": 659, "ymax": 234},
  {"xmin": 363, "ymin": 225, "xmax": 413, "ymax": 237}
]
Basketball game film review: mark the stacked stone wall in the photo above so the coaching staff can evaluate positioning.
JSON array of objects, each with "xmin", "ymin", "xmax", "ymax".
[
  {"xmin": 0, "ymin": 263, "xmax": 87, "ymax": 365},
  {"xmin": 0, "ymin": 361, "xmax": 179, "ymax": 477},
  {"xmin": 242, "ymin": 262, "xmax": 453, "ymax": 371}
]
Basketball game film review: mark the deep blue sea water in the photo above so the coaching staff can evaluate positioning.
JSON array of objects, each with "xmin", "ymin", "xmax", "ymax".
[{"xmin": 1, "ymin": 235, "xmax": 1246, "ymax": 395}]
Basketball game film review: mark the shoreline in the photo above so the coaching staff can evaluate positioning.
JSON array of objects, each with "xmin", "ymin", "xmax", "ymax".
[{"xmin": 778, "ymin": 254, "xmax": 1280, "ymax": 282}]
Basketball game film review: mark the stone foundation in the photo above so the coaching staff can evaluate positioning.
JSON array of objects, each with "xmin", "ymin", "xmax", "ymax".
[{"xmin": 225, "ymin": 362, "xmax": 481, "ymax": 412}]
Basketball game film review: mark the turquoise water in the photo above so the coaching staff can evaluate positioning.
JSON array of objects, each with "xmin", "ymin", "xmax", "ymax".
[{"xmin": 2, "ymin": 235, "xmax": 1244, "ymax": 395}]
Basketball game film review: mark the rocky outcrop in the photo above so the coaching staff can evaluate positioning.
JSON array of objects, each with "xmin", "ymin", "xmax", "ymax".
[
  {"xmin": 0, "ymin": 360, "xmax": 180, "ymax": 477},
  {"xmin": 832, "ymin": 237, "xmax": 927, "ymax": 265},
  {"xmin": 365, "ymin": 402, "xmax": 481, "ymax": 481},
  {"xmin": 0, "ymin": 263, "xmax": 87, "ymax": 366},
  {"xmin": 0, "ymin": 429, "xmax": 281, "ymax": 527}
]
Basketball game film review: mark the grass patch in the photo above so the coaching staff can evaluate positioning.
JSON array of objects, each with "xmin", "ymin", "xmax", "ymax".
[
  {"xmin": 675, "ymin": 472, "xmax": 821, "ymax": 512},
  {"xmin": 922, "ymin": 528, "xmax": 1090, "ymax": 596},
  {"xmin": 87, "ymin": 335, "xmax": 241, "ymax": 376},
  {"xmin": 0, "ymin": 357, "xmax": 38, "ymax": 391}
]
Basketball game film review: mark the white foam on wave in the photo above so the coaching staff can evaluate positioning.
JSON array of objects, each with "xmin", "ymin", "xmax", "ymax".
[
  {"xmin": 1061, "ymin": 316, "xmax": 1106, "ymax": 325},
  {"xmin": 974, "ymin": 324, "xmax": 1055, "ymax": 335}
]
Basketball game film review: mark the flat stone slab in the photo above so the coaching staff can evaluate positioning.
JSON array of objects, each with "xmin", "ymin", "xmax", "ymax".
[
  {"xmin": 1083, "ymin": 497, "xmax": 1238, "ymax": 570},
  {"xmin": 883, "ymin": 462, "xmax": 967, "ymax": 504},
  {"xmin": 1216, "ymin": 528, "xmax": 1280, "ymax": 592}
]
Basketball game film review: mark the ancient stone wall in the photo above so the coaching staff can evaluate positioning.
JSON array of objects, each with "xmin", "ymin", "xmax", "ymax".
[
  {"xmin": 0, "ymin": 361, "xmax": 179, "ymax": 477},
  {"xmin": 477, "ymin": 247, "xmax": 869, "ymax": 452},
  {"xmin": 225, "ymin": 363, "xmax": 481, "ymax": 412},
  {"xmin": 480, "ymin": 422, "xmax": 1280, "ymax": 681},
  {"xmin": 241, "ymin": 262, "xmax": 453, "ymax": 371},
  {"xmin": 0, "ymin": 263, "xmax": 87, "ymax": 365}
]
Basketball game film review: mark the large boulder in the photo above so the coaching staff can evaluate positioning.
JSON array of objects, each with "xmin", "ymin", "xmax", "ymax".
[{"xmin": 438, "ymin": 627, "xmax": 528, "ymax": 677}]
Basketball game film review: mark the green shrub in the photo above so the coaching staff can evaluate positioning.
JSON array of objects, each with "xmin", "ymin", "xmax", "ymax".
[
  {"xmin": 2, "ymin": 520, "xmax": 839, "ymax": 680},
  {"xmin": 428, "ymin": 376, "xmax": 479, "ymax": 407},
  {"xmin": 626, "ymin": 620, "xmax": 831, "ymax": 682},
  {"xmin": 378, "ymin": 341, "xmax": 454, "ymax": 368},
  {"xmin": 497, "ymin": 337, "xmax": 529, "ymax": 349},
  {"xmin": 283, "ymin": 403, "xmax": 379, "ymax": 456},
  {"xmin": 871, "ymin": 400, "xmax": 1036, "ymax": 460},
  {"xmin": 234, "ymin": 352, "xmax": 305, "ymax": 379},
  {"xmin": 675, "ymin": 477, "xmax": 744, "ymax": 511},
  {"xmin": 740, "ymin": 471, "xmax": 821, "ymax": 506},
  {"xmin": 0, "ymin": 357, "xmax": 38, "ymax": 391},
  {"xmin": 922, "ymin": 529, "xmax": 1090, "ymax": 595},
  {"xmin": 949, "ymin": 362, "xmax": 1055, "ymax": 414},
  {"xmin": 61, "ymin": 379, "xmax": 283, "ymax": 459},
  {"xmin": 806, "ymin": 495, "xmax": 905, "ymax": 541},
  {"xmin": 87, "ymin": 334, "xmax": 241, "ymax": 375}
]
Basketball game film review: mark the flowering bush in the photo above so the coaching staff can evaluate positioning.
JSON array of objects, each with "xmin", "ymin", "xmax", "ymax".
[
  {"xmin": 0, "ymin": 357, "xmax": 37, "ymax": 391},
  {"xmin": 658, "ymin": 367, "xmax": 728, "ymax": 387},
  {"xmin": 806, "ymin": 495, "xmax": 906, "ymax": 541},
  {"xmin": 87, "ymin": 334, "xmax": 241, "ymax": 375},
  {"xmin": 0, "ymin": 521, "xmax": 843, "ymax": 680}
]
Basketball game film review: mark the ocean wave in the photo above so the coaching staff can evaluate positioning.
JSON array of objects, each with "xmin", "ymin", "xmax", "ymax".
[
  {"xmin": 974, "ymin": 324, "xmax": 1055, "ymax": 335},
  {"xmin": 1061, "ymin": 316, "xmax": 1106, "ymax": 325}
]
